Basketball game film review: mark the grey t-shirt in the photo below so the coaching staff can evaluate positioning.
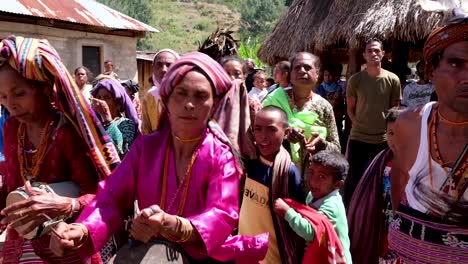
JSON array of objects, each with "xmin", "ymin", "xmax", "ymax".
[
  {"xmin": 402, "ymin": 82, "xmax": 434, "ymax": 109},
  {"xmin": 347, "ymin": 69, "xmax": 401, "ymax": 144}
]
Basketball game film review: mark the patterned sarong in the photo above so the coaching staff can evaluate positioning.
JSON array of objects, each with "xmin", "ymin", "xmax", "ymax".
[{"xmin": 388, "ymin": 204, "xmax": 468, "ymax": 263}]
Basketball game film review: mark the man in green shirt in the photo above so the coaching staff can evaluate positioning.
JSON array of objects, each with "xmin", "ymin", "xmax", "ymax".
[{"xmin": 343, "ymin": 38, "xmax": 401, "ymax": 206}]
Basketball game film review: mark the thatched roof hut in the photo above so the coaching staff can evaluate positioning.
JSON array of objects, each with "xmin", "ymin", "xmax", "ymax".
[{"xmin": 258, "ymin": 0, "xmax": 448, "ymax": 67}]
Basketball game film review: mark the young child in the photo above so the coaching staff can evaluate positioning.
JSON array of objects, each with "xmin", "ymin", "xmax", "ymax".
[
  {"xmin": 274, "ymin": 150, "xmax": 352, "ymax": 263},
  {"xmin": 346, "ymin": 107, "xmax": 405, "ymax": 263},
  {"xmin": 239, "ymin": 106, "xmax": 305, "ymax": 264},
  {"xmin": 248, "ymin": 70, "xmax": 268, "ymax": 102}
]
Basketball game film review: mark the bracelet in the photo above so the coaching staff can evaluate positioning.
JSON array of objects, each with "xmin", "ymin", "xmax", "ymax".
[
  {"xmin": 67, "ymin": 199, "xmax": 79, "ymax": 219},
  {"xmin": 69, "ymin": 223, "xmax": 89, "ymax": 249},
  {"xmin": 161, "ymin": 216, "xmax": 193, "ymax": 243}
]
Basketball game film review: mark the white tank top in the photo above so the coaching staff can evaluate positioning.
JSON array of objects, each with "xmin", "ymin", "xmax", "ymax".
[{"xmin": 405, "ymin": 102, "xmax": 468, "ymax": 213}]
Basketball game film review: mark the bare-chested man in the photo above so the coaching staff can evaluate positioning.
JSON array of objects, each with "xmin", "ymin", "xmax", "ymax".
[{"xmin": 388, "ymin": 10, "xmax": 468, "ymax": 263}]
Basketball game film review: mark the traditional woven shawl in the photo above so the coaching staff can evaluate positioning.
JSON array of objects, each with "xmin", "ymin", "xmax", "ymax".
[
  {"xmin": 271, "ymin": 147, "xmax": 305, "ymax": 263},
  {"xmin": 284, "ymin": 198, "xmax": 347, "ymax": 264},
  {"xmin": 0, "ymin": 36, "xmax": 119, "ymax": 179},
  {"xmin": 347, "ymin": 148, "xmax": 392, "ymax": 264}
]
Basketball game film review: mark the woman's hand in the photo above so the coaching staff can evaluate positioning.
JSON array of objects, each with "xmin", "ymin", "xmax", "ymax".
[
  {"xmin": 273, "ymin": 198, "xmax": 290, "ymax": 218},
  {"xmin": 0, "ymin": 182, "xmax": 74, "ymax": 236},
  {"xmin": 90, "ymin": 98, "xmax": 112, "ymax": 122},
  {"xmin": 130, "ymin": 205, "xmax": 167, "ymax": 243},
  {"xmin": 49, "ymin": 222, "xmax": 88, "ymax": 256},
  {"xmin": 305, "ymin": 132, "xmax": 326, "ymax": 154},
  {"xmin": 286, "ymin": 127, "xmax": 305, "ymax": 144}
]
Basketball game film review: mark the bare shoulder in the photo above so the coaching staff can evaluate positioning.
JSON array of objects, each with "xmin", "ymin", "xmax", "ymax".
[
  {"xmin": 394, "ymin": 107, "xmax": 423, "ymax": 136},
  {"xmin": 393, "ymin": 106, "xmax": 425, "ymax": 166}
]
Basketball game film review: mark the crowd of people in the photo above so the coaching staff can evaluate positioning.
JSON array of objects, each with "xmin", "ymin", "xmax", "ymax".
[{"xmin": 0, "ymin": 7, "xmax": 465, "ymax": 264}]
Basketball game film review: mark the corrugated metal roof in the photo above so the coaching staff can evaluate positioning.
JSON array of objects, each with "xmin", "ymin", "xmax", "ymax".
[
  {"xmin": 0, "ymin": 0, "xmax": 159, "ymax": 32},
  {"xmin": 136, "ymin": 51, "xmax": 156, "ymax": 61}
]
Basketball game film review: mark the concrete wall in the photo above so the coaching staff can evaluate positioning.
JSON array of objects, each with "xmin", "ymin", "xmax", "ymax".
[{"xmin": 0, "ymin": 21, "xmax": 138, "ymax": 81}]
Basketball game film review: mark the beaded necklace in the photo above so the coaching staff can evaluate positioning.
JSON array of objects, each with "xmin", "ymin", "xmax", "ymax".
[
  {"xmin": 427, "ymin": 104, "xmax": 468, "ymax": 199},
  {"xmin": 17, "ymin": 116, "xmax": 55, "ymax": 181},
  {"xmin": 289, "ymin": 89, "xmax": 312, "ymax": 113},
  {"xmin": 159, "ymin": 137, "xmax": 201, "ymax": 216},
  {"xmin": 438, "ymin": 110, "xmax": 468, "ymax": 126}
]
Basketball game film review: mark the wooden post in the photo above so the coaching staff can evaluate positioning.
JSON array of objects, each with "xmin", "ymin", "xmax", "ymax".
[{"xmin": 347, "ymin": 48, "xmax": 360, "ymax": 78}]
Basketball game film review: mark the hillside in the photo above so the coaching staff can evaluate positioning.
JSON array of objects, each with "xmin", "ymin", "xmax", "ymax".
[{"xmin": 143, "ymin": 1, "xmax": 241, "ymax": 53}]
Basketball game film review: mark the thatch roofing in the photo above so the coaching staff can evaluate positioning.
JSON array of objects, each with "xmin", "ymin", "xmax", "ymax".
[{"xmin": 258, "ymin": 0, "xmax": 448, "ymax": 65}]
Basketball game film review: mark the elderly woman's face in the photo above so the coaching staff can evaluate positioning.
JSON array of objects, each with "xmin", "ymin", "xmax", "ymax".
[
  {"xmin": 0, "ymin": 65, "xmax": 50, "ymax": 124},
  {"xmin": 95, "ymin": 88, "xmax": 119, "ymax": 115},
  {"xmin": 167, "ymin": 70, "xmax": 215, "ymax": 137}
]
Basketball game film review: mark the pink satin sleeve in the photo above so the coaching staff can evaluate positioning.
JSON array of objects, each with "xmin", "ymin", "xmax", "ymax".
[
  {"xmin": 184, "ymin": 148, "xmax": 238, "ymax": 255},
  {"xmin": 184, "ymin": 146, "xmax": 268, "ymax": 262},
  {"xmin": 75, "ymin": 136, "xmax": 142, "ymax": 257}
]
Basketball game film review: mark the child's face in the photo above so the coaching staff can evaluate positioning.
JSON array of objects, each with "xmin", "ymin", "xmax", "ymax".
[
  {"xmin": 253, "ymin": 74, "xmax": 267, "ymax": 89},
  {"xmin": 308, "ymin": 163, "xmax": 342, "ymax": 200},
  {"xmin": 386, "ymin": 122, "xmax": 396, "ymax": 152},
  {"xmin": 254, "ymin": 110, "xmax": 286, "ymax": 159}
]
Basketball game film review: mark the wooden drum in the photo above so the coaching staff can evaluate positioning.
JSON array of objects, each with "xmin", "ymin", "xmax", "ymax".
[{"xmin": 5, "ymin": 181, "xmax": 80, "ymax": 239}]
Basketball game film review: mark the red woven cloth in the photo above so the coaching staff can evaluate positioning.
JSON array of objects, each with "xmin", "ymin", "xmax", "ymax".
[{"xmin": 284, "ymin": 198, "xmax": 347, "ymax": 264}]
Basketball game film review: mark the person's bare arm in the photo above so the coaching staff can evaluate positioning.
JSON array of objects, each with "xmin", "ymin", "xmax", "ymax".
[
  {"xmin": 390, "ymin": 110, "xmax": 420, "ymax": 211},
  {"xmin": 346, "ymin": 96, "xmax": 356, "ymax": 124}
]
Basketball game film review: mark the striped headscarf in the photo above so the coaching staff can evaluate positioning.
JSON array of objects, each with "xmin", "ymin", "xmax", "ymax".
[
  {"xmin": 0, "ymin": 36, "xmax": 120, "ymax": 179},
  {"xmin": 159, "ymin": 51, "xmax": 241, "ymax": 161},
  {"xmin": 159, "ymin": 51, "xmax": 232, "ymax": 102},
  {"xmin": 423, "ymin": 11, "xmax": 468, "ymax": 69}
]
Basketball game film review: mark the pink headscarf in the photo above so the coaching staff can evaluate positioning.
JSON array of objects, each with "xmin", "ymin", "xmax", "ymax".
[
  {"xmin": 159, "ymin": 51, "xmax": 255, "ymax": 159},
  {"xmin": 159, "ymin": 51, "xmax": 232, "ymax": 103}
]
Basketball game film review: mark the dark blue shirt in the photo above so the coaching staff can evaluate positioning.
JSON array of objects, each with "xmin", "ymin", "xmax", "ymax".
[{"xmin": 246, "ymin": 159, "xmax": 305, "ymax": 203}]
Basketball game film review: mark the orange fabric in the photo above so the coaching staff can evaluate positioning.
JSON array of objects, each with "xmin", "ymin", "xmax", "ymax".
[{"xmin": 423, "ymin": 23, "xmax": 468, "ymax": 64}]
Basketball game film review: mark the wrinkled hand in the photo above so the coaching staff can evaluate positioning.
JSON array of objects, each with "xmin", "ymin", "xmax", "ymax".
[
  {"xmin": 49, "ymin": 222, "xmax": 87, "ymax": 256},
  {"xmin": 286, "ymin": 127, "xmax": 305, "ymax": 144},
  {"xmin": 130, "ymin": 205, "xmax": 167, "ymax": 243},
  {"xmin": 305, "ymin": 132, "xmax": 326, "ymax": 154},
  {"xmin": 90, "ymin": 98, "xmax": 112, "ymax": 122},
  {"xmin": 0, "ymin": 181, "xmax": 72, "ymax": 236},
  {"xmin": 273, "ymin": 198, "xmax": 290, "ymax": 218}
]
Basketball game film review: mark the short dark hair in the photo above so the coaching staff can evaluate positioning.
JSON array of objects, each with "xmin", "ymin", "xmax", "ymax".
[
  {"xmin": 266, "ymin": 77, "xmax": 275, "ymax": 86},
  {"xmin": 276, "ymin": 61, "xmax": 291, "ymax": 73},
  {"xmin": 311, "ymin": 150, "xmax": 349, "ymax": 182},
  {"xmin": 289, "ymin": 52, "xmax": 321, "ymax": 70},
  {"xmin": 104, "ymin": 59, "xmax": 113, "ymax": 64},
  {"xmin": 74, "ymin": 66, "xmax": 93, "ymax": 80},
  {"xmin": 365, "ymin": 38, "xmax": 384, "ymax": 50},
  {"xmin": 220, "ymin": 56, "xmax": 242, "ymax": 66},
  {"xmin": 385, "ymin": 106, "xmax": 406, "ymax": 124},
  {"xmin": 258, "ymin": 105, "xmax": 289, "ymax": 127}
]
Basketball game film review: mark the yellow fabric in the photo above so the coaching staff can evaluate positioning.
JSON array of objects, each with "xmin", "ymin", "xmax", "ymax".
[
  {"xmin": 141, "ymin": 91, "xmax": 161, "ymax": 134},
  {"xmin": 239, "ymin": 178, "xmax": 280, "ymax": 264}
]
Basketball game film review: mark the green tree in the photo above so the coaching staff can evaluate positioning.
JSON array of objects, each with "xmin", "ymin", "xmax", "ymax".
[
  {"xmin": 239, "ymin": 0, "xmax": 286, "ymax": 39},
  {"xmin": 96, "ymin": 0, "xmax": 154, "ymax": 50}
]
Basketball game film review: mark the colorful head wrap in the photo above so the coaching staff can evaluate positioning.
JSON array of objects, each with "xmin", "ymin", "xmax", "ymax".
[
  {"xmin": 0, "ymin": 36, "xmax": 120, "ymax": 179},
  {"xmin": 91, "ymin": 78, "xmax": 139, "ymax": 126},
  {"xmin": 159, "ymin": 51, "xmax": 239, "ymax": 153},
  {"xmin": 423, "ymin": 12, "xmax": 468, "ymax": 66},
  {"xmin": 159, "ymin": 51, "xmax": 232, "ymax": 104}
]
